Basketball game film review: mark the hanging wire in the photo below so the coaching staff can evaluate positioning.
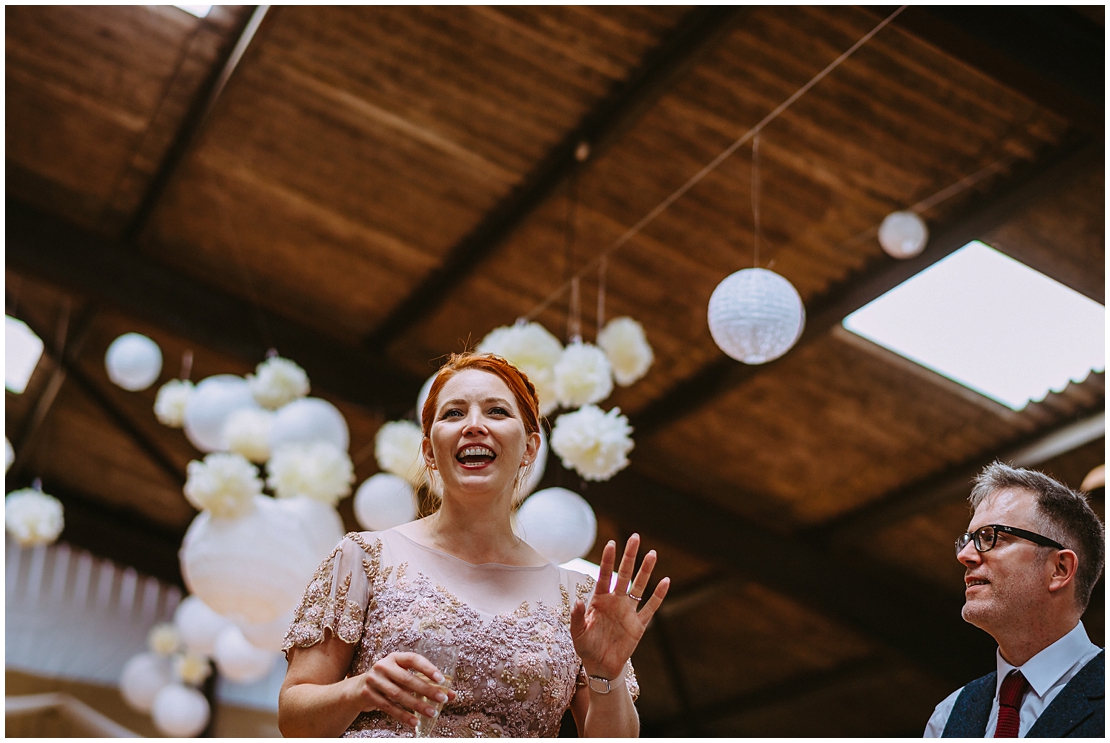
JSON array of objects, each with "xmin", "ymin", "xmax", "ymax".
[
  {"xmin": 596, "ymin": 255, "xmax": 608, "ymax": 335},
  {"xmin": 523, "ymin": 5, "xmax": 908, "ymax": 323},
  {"xmin": 751, "ymin": 133, "xmax": 762, "ymax": 268},
  {"xmin": 564, "ymin": 166, "xmax": 582, "ymax": 343},
  {"xmin": 179, "ymin": 349, "xmax": 194, "ymax": 381}
]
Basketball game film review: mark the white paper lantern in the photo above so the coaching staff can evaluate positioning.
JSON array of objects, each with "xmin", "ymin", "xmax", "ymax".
[
  {"xmin": 105, "ymin": 333, "xmax": 163, "ymax": 391},
  {"xmin": 878, "ymin": 210, "xmax": 929, "ymax": 259},
  {"xmin": 269, "ymin": 397, "xmax": 349, "ymax": 453},
  {"xmin": 516, "ymin": 487, "xmax": 597, "ymax": 565},
  {"xmin": 152, "ymin": 683, "xmax": 210, "ymax": 737},
  {"xmin": 180, "ymin": 494, "xmax": 341, "ymax": 625},
  {"xmin": 5, "ymin": 437, "xmax": 15, "ymax": 473},
  {"xmin": 236, "ymin": 609, "xmax": 295, "ymax": 654},
  {"xmin": 183, "ymin": 375, "xmax": 260, "ymax": 453},
  {"xmin": 354, "ymin": 473, "xmax": 417, "ymax": 531},
  {"xmin": 214, "ymin": 624, "xmax": 276, "ymax": 684},
  {"xmin": 120, "ymin": 652, "xmax": 174, "ymax": 713},
  {"xmin": 707, "ymin": 267, "xmax": 805, "ymax": 364},
  {"xmin": 274, "ymin": 496, "xmax": 346, "ymax": 559},
  {"xmin": 416, "ymin": 373, "xmax": 438, "ymax": 420},
  {"xmin": 174, "ymin": 594, "xmax": 233, "ymax": 657}
]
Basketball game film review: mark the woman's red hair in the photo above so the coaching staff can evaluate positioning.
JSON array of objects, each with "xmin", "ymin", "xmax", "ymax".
[{"xmin": 420, "ymin": 353, "xmax": 542, "ymax": 438}]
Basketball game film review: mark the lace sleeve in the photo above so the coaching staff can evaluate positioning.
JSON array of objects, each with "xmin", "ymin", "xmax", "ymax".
[{"xmin": 282, "ymin": 532, "xmax": 378, "ymax": 658}]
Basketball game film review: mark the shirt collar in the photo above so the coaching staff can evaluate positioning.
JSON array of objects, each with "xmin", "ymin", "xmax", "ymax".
[{"xmin": 994, "ymin": 621, "xmax": 1097, "ymax": 698}]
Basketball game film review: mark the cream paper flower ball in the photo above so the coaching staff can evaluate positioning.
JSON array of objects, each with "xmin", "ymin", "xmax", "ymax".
[
  {"xmin": 4, "ymin": 488, "xmax": 64, "ymax": 547},
  {"xmin": 148, "ymin": 623, "xmax": 181, "ymax": 656},
  {"xmin": 266, "ymin": 441, "xmax": 354, "ymax": 506},
  {"xmin": 477, "ymin": 322, "xmax": 563, "ymax": 416},
  {"xmin": 174, "ymin": 651, "xmax": 213, "ymax": 686},
  {"xmin": 554, "ymin": 341, "xmax": 613, "ymax": 409},
  {"xmin": 374, "ymin": 420, "xmax": 425, "ymax": 485},
  {"xmin": 183, "ymin": 452, "xmax": 263, "ymax": 518},
  {"xmin": 550, "ymin": 404, "xmax": 634, "ymax": 482},
  {"xmin": 154, "ymin": 379, "xmax": 194, "ymax": 428},
  {"xmin": 597, "ymin": 317, "xmax": 654, "ymax": 387},
  {"xmin": 224, "ymin": 408, "xmax": 274, "ymax": 463},
  {"xmin": 248, "ymin": 356, "xmax": 310, "ymax": 409}
]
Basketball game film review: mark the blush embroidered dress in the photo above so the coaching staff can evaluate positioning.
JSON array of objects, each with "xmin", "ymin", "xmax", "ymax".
[{"xmin": 283, "ymin": 530, "xmax": 638, "ymax": 738}]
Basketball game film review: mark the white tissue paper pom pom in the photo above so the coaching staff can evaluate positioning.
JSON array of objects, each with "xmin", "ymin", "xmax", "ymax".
[
  {"xmin": 120, "ymin": 652, "xmax": 173, "ymax": 713},
  {"xmin": 597, "ymin": 317, "xmax": 654, "ymax": 387},
  {"xmin": 184, "ymin": 453, "xmax": 263, "ymax": 518},
  {"xmin": 174, "ymin": 651, "xmax": 213, "ymax": 686},
  {"xmin": 152, "ymin": 683, "xmax": 210, "ymax": 737},
  {"xmin": 149, "ymin": 623, "xmax": 181, "ymax": 656},
  {"xmin": 6, "ymin": 437, "xmax": 15, "ymax": 472},
  {"xmin": 248, "ymin": 356, "xmax": 310, "ymax": 409},
  {"xmin": 554, "ymin": 341, "xmax": 613, "ymax": 409},
  {"xmin": 4, "ymin": 488, "xmax": 64, "ymax": 547},
  {"xmin": 223, "ymin": 408, "xmax": 273, "ymax": 463},
  {"xmin": 374, "ymin": 420, "xmax": 425, "ymax": 484},
  {"xmin": 550, "ymin": 404, "xmax": 634, "ymax": 482},
  {"xmin": 154, "ymin": 379, "xmax": 194, "ymax": 428},
  {"xmin": 266, "ymin": 441, "xmax": 354, "ymax": 505},
  {"xmin": 477, "ymin": 322, "xmax": 562, "ymax": 416}
]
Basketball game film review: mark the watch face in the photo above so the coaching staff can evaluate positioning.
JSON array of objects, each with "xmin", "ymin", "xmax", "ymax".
[{"xmin": 588, "ymin": 676, "xmax": 610, "ymax": 694}]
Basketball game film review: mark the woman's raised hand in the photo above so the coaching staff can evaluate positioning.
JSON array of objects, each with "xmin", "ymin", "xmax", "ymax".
[
  {"xmin": 569, "ymin": 534, "xmax": 670, "ymax": 682},
  {"xmin": 349, "ymin": 651, "xmax": 457, "ymax": 729}
]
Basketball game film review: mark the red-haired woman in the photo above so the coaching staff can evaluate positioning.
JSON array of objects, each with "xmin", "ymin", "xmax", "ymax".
[{"xmin": 278, "ymin": 353, "xmax": 669, "ymax": 737}]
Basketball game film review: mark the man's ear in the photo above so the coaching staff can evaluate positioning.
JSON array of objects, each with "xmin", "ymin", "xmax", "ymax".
[{"xmin": 1046, "ymin": 549, "xmax": 1079, "ymax": 594}]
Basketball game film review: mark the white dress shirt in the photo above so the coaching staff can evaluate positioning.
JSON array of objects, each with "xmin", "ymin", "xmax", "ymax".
[{"xmin": 923, "ymin": 621, "xmax": 1101, "ymax": 737}]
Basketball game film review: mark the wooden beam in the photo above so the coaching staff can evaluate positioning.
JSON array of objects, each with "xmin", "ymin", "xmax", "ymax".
[
  {"xmin": 363, "ymin": 5, "xmax": 751, "ymax": 352},
  {"xmin": 6, "ymin": 198, "xmax": 425, "ymax": 418},
  {"xmin": 630, "ymin": 136, "xmax": 1102, "ymax": 439}
]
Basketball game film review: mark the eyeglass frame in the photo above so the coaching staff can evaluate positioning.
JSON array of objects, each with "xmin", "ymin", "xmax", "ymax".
[{"xmin": 955, "ymin": 524, "xmax": 1065, "ymax": 556}]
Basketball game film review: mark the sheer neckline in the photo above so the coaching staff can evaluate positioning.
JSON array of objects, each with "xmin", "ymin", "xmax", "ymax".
[{"xmin": 385, "ymin": 528, "xmax": 555, "ymax": 571}]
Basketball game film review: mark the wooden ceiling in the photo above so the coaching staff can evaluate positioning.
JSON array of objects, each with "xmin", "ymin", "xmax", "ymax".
[{"xmin": 6, "ymin": 5, "xmax": 1104, "ymax": 736}]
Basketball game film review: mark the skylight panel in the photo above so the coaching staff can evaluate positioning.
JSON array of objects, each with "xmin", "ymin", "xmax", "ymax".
[
  {"xmin": 6, "ymin": 316, "xmax": 45, "ymax": 394},
  {"xmin": 843, "ymin": 241, "xmax": 1105, "ymax": 410},
  {"xmin": 172, "ymin": 5, "xmax": 212, "ymax": 18}
]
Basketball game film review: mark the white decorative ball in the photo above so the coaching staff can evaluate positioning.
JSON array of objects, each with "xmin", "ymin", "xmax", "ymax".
[
  {"xmin": 598, "ymin": 317, "xmax": 654, "ymax": 387},
  {"xmin": 477, "ymin": 322, "xmax": 563, "ymax": 416},
  {"xmin": 174, "ymin": 594, "xmax": 233, "ymax": 657},
  {"xmin": 248, "ymin": 356, "xmax": 310, "ymax": 409},
  {"xmin": 878, "ymin": 210, "xmax": 929, "ymax": 259},
  {"xmin": 354, "ymin": 473, "xmax": 417, "ymax": 531},
  {"xmin": 154, "ymin": 379, "xmax": 194, "ymax": 428},
  {"xmin": 183, "ymin": 375, "xmax": 260, "ymax": 453},
  {"xmin": 266, "ymin": 442, "xmax": 354, "ymax": 505},
  {"xmin": 214, "ymin": 624, "xmax": 276, "ymax": 684},
  {"xmin": 554, "ymin": 341, "xmax": 614, "ymax": 409},
  {"xmin": 5, "ymin": 488, "xmax": 64, "ymax": 547},
  {"xmin": 707, "ymin": 267, "xmax": 805, "ymax": 364},
  {"xmin": 223, "ymin": 408, "xmax": 273, "ymax": 463},
  {"xmin": 105, "ymin": 333, "xmax": 163, "ymax": 391},
  {"xmin": 152, "ymin": 683, "xmax": 210, "ymax": 737},
  {"xmin": 374, "ymin": 420, "xmax": 425, "ymax": 485},
  {"xmin": 173, "ymin": 651, "xmax": 213, "ymax": 686},
  {"xmin": 516, "ymin": 487, "xmax": 597, "ymax": 565},
  {"xmin": 4, "ymin": 437, "xmax": 13, "ymax": 473},
  {"xmin": 148, "ymin": 622, "xmax": 181, "ymax": 656},
  {"xmin": 235, "ymin": 609, "xmax": 295, "ymax": 654},
  {"xmin": 120, "ymin": 652, "xmax": 174, "ymax": 713},
  {"xmin": 416, "ymin": 373, "xmax": 438, "ymax": 420},
  {"xmin": 549, "ymin": 404, "xmax": 634, "ymax": 482},
  {"xmin": 184, "ymin": 452, "xmax": 263, "ymax": 518},
  {"xmin": 274, "ymin": 496, "xmax": 346, "ymax": 563},
  {"xmin": 269, "ymin": 397, "xmax": 349, "ymax": 453},
  {"xmin": 180, "ymin": 494, "xmax": 341, "ymax": 625}
]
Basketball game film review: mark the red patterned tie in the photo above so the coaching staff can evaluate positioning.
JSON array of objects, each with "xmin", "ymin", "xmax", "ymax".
[{"xmin": 994, "ymin": 670, "xmax": 1029, "ymax": 738}]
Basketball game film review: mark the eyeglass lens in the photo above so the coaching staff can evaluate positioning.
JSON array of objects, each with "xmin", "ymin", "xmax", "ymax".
[{"xmin": 956, "ymin": 526, "xmax": 997, "ymax": 554}]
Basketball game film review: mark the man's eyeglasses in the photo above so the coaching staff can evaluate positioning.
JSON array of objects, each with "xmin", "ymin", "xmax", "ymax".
[{"xmin": 955, "ymin": 524, "xmax": 1065, "ymax": 556}]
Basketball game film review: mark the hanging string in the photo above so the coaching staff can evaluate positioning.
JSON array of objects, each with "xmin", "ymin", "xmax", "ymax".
[
  {"xmin": 564, "ymin": 166, "xmax": 582, "ymax": 343},
  {"xmin": 751, "ymin": 133, "xmax": 762, "ymax": 268},
  {"xmin": 523, "ymin": 5, "xmax": 908, "ymax": 323},
  {"xmin": 596, "ymin": 255, "xmax": 608, "ymax": 335},
  {"xmin": 179, "ymin": 349, "xmax": 194, "ymax": 381}
]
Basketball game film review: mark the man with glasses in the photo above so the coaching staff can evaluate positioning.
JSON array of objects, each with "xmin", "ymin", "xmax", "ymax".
[{"xmin": 923, "ymin": 462, "xmax": 1104, "ymax": 737}]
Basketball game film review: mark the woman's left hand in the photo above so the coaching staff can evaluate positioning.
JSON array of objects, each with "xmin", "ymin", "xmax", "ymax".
[{"xmin": 569, "ymin": 533, "xmax": 670, "ymax": 681}]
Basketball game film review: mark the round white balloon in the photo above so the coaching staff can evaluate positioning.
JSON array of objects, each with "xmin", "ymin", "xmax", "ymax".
[
  {"xmin": 236, "ymin": 609, "xmax": 294, "ymax": 654},
  {"xmin": 183, "ymin": 375, "xmax": 260, "ymax": 453},
  {"xmin": 152, "ymin": 683, "xmax": 210, "ymax": 737},
  {"xmin": 174, "ymin": 594, "xmax": 233, "ymax": 657},
  {"xmin": 516, "ymin": 487, "xmax": 597, "ymax": 565},
  {"xmin": 120, "ymin": 652, "xmax": 174, "ymax": 713},
  {"xmin": 214, "ymin": 624, "xmax": 276, "ymax": 684},
  {"xmin": 354, "ymin": 473, "xmax": 417, "ymax": 531},
  {"xmin": 274, "ymin": 496, "xmax": 346, "ymax": 557},
  {"xmin": 878, "ymin": 210, "xmax": 929, "ymax": 259},
  {"xmin": 105, "ymin": 333, "xmax": 163, "ymax": 391},
  {"xmin": 269, "ymin": 397, "xmax": 349, "ymax": 452},
  {"xmin": 707, "ymin": 267, "xmax": 805, "ymax": 365}
]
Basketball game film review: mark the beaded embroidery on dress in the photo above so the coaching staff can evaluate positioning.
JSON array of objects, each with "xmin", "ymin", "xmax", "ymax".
[{"xmin": 283, "ymin": 530, "xmax": 638, "ymax": 738}]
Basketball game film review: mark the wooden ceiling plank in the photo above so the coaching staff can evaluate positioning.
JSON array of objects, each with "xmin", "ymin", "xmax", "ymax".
[
  {"xmin": 365, "ymin": 6, "xmax": 751, "ymax": 352},
  {"xmin": 5, "ymin": 198, "xmax": 425, "ymax": 417}
]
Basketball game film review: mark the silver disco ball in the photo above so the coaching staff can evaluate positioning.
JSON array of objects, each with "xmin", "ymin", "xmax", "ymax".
[{"xmin": 707, "ymin": 267, "xmax": 806, "ymax": 364}]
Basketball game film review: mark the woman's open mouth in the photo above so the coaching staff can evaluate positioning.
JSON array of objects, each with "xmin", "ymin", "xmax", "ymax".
[{"xmin": 456, "ymin": 446, "xmax": 496, "ymax": 468}]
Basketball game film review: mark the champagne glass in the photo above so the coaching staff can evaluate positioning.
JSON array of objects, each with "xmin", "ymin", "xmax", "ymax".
[{"xmin": 412, "ymin": 637, "xmax": 458, "ymax": 738}]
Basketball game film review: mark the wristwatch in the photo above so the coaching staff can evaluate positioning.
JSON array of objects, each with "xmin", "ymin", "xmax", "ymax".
[{"xmin": 586, "ymin": 674, "xmax": 611, "ymax": 694}]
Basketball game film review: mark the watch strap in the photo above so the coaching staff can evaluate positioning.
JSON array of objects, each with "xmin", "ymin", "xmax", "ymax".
[{"xmin": 587, "ymin": 674, "xmax": 611, "ymax": 694}]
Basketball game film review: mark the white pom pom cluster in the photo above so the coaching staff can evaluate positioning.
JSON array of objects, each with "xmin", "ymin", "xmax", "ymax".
[
  {"xmin": 224, "ymin": 408, "xmax": 273, "ymax": 463},
  {"xmin": 266, "ymin": 442, "xmax": 354, "ymax": 505},
  {"xmin": 5, "ymin": 489, "xmax": 65, "ymax": 546},
  {"xmin": 550, "ymin": 404, "xmax": 634, "ymax": 481},
  {"xmin": 174, "ymin": 651, "xmax": 212, "ymax": 686},
  {"xmin": 184, "ymin": 453, "xmax": 262, "ymax": 518},
  {"xmin": 148, "ymin": 623, "xmax": 181, "ymax": 656},
  {"xmin": 248, "ymin": 356, "xmax": 310, "ymax": 409},
  {"xmin": 598, "ymin": 317, "xmax": 654, "ymax": 387},
  {"xmin": 477, "ymin": 322, "xmax": 563, "ymax": 416},
  {"xmin": 375, "ymin": 420, "xmax": 425, "ymax": 484},
  {"xmin": 154, "ymin": 379, "xmax": 194, "ymax": 427},
  {"xmin": 554, "ymin": 341, "xmax": 613, "ymax": 409}
]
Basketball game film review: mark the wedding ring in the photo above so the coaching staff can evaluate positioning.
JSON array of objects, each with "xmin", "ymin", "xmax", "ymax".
[{"xmin": 628, "ymin": 593, "xmax": 643, "ymax": 601}]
